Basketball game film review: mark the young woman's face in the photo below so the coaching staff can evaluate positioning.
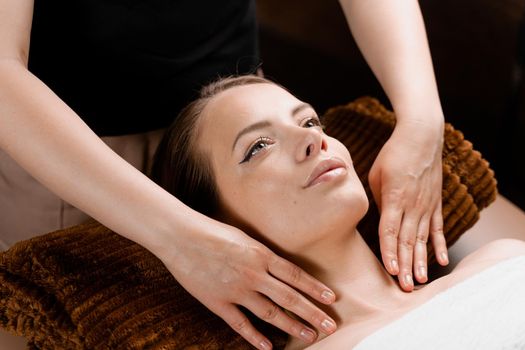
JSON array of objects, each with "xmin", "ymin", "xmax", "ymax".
[{"xmin": 197, "ymin": 83, "xmax": 368, "ymax": 254}]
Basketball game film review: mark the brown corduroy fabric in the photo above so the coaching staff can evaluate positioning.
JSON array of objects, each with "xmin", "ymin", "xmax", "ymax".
[{"xmin": 0, "ymin": 97, "xmax": 497, "ymax": 349}]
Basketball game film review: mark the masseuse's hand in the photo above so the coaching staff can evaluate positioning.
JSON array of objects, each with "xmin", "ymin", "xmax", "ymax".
[
  {"xmin": 368, "ymin": 119, "xmax": 449, "ymax": 292},
  {"xmin": 157, "ymin": 216, "xmax": 337, "ymax": 350}
]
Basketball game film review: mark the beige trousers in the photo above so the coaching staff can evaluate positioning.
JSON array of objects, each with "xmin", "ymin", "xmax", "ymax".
[{"xmin": 0, "ymin": 129, "xmax": 165, "ymax": 251}]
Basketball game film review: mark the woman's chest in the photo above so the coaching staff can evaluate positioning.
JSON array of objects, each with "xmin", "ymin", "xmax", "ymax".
[
  {"xmin": 305, "ymin": 277, "xmax": 455, "ymax": 349},
  {"xmin": 311, "ymin": 256, "xmax": 525, "ymax": 349}
]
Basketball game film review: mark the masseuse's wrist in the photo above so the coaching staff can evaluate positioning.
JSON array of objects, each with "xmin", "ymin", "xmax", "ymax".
[
  {"xmin": 389, "ymin": 91, "xmax": 445, "ymax": 129},
  {"xmin": 146, "ymin": 201, "xmax": 226, "ymax": 271},
  {"xmin": 390, "ymin": 111, "xmax": 444, "ymax": 159},
  {"xmin": 130, "ymin": 191, "xmax": 198, "ymax": 266},
  {"xmin": 394, "ymin": 107, "xmax": 444, "ymax": 142}
]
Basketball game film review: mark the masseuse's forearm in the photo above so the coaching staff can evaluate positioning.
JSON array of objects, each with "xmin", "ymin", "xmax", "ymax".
[
  {"xmin": 0, "ymin": 58, "xmax": 190, "ymax": 255},
  {"xmin": 338, "ymin": 0, "xmax": 444, "ymax": 127}
]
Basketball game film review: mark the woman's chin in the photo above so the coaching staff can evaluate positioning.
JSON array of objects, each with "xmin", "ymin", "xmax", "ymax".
[
  {"xmin": 324, "ymin": 186, "xmax": 369, "ymax": 217},
  {"xmin": 306, "ymin": 194, "xmax": 369, "ymax": 236}
]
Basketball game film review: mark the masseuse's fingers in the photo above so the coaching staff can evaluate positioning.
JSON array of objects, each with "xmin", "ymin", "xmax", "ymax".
[
  {"xmin": 396, "ymin": 213, "xmax": 420, "ymax": 291},
  {"xmin": 268, "ymin": 255, "xmax": 336, "ymax": 305},
  {"xmin": 221, "ymin": 304, "xmax": 273, "ymax": 350},
  {"xmin": 242, "ymin": 292, "xmax": 319, "ymax": 344},
  {"xmin": 430, "ymin": 201, "xmax": 448, "ymax": 266},
  {"xmin": 413, "ymin": 214, "xmax": 430, "ymax": 283},
  {"xmin": 376, "ymin": 196, "xmax": 402, "ymax": 276},
  {"xmin": 369, "ymin": 119, "xmax": 444, "ymax": 292},
  {"xmin": 257, "ymin": 275, "xmax": 337, "ymax": 336},
  {"xmin": 158, "ymin": 219, "xmax": 337, "ymax": 348}
]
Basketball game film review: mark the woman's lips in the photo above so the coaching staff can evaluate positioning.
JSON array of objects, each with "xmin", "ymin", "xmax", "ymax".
[{"xmin": 304, "ymin": 157, "xmax": 348, "ymax": 188}]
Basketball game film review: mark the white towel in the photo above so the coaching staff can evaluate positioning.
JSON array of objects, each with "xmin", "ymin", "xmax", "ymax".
[{"xmin": 354, "ymin": 255, "xmax": 525, "ymax": 350}]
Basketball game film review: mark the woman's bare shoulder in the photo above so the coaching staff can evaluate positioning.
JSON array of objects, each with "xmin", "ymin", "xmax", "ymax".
[
  {"xmin": 452, "ymin": 238, "xmax": 525, "ymax": 273},
  {"xmin": 426, "ymin": 239, "xmax": 525, "ymax": 298}
]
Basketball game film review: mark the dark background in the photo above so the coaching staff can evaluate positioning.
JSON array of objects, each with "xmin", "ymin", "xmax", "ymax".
[{"xmin": 256, "ymin": 0, "xmax": 525, "ymax": 211}]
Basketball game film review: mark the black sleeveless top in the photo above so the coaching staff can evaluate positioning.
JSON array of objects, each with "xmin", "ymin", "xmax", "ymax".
[{"xmin": 28, "ymin": 0, "xmax": 259, "ymax": 136}]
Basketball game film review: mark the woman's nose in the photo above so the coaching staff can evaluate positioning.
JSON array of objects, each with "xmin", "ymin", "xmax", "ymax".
[{"xmin": 295, "ymin": 128, "xmax": 327, "ymax": 162}]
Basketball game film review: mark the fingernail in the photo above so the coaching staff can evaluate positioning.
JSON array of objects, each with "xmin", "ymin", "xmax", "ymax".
[
  {"xmin": 321, "ymin": 318, "xmax": 336, "ymax": 333},
  {"xmin": 321, "ymin": 290, "xmax": 335, "ymax": 303},
  {"xmin": 300, "ymin": 328, "xmax": 316, "ymax": 343},
  {"xmin": 259, "ymin": 340, "xmax": 272, "ymax": 350},
  {"xmin": 419, "ymin": 266, "xmax": 427, "ymax": 280},
  {"xmin": 441, "ymin": 252, "xmax": 449, "ymax": 264},
  {"xmin": 404, "ymin": 274, "xmax": 413, "ymax": 287},
  {"xmin": 391, "ymin": 259, "xmax": 398, "ymax": 273}
]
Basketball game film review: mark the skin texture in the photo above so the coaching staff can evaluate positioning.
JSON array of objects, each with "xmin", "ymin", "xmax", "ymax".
[
  {"xmin": 198, "ymin": 84, "xmax": 369, "ymax": 255},
  {"xmin": 195, "ymin": 83, "xmax": 525, "ymax": 349},
  {"xmin": 195, "ymin": 82, "xmax": 370, "ymax": 347}
]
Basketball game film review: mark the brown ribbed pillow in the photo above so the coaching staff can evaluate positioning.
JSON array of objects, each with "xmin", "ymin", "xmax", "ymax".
[{"xmin": 0, "ymin": 97, "xmax": 497, "ymax": 349}]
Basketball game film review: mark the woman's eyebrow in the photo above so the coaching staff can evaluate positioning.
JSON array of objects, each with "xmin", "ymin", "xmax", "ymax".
[
  {"xmin": 232, "ymin": 120, "xmax": 272, "ymax": 153},
  {"xmin": 231, "ymin": 102, "xmax": 314, "ymax": 153},
  {"xmin": 292, "ymin": 102, "xmax": 314, "ymax": 116}
]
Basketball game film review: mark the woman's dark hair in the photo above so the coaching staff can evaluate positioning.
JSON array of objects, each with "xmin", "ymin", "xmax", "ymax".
[{"xmin": 151, "ymin": 75, "xmax": 274, "ymax": 216}]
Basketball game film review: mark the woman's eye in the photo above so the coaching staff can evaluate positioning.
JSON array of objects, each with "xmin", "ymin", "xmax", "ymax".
[
  {"xmin": 301, "ymin": 117, "xmax": 323, "ymax": 129},
  {"xmin": 240, "ymin": 137, "xmax": 272, "ymax": 163}
]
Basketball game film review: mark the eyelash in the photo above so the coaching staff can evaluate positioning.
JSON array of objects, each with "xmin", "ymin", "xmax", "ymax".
[
  {"xmin": 301, "ymin": 116, "xmax": 325, "ymax": 130},
  {"xmin": 240, "ymin": 137, "xmax": 273, "ymax": 163},
  {"xmin": 239, "ymin": 116, "xmax": 324, "ymax": 164}
]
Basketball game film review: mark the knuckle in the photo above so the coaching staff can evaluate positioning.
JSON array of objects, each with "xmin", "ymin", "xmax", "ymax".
[
  {"xmin": 267, "ymin": 253, "xmax": 280, "ymax": 266},
  {"xmin": 251, "ymin": 244, "xmax": 271, "ymax": 261},
  {"xmin": 381, "ymin": 225, "xmax": 398, "ymax": 239},
  {"xmin": 240, "ymin": 267, "xmax": 260, "ymax": 283},
  {"xmin": 281, "ymin": 292, "xmax": 299, "ymax": 308},
  {"xmin": 413, "ymin": 192, "xmax": 426, "ymax": 208},
  {"xmin": 399, "ymin": 237, "xmax": 416, "ymax": 249},
  {"xmin": 288, "ymin": 264, "xmax": 302, "ymax": 284},
  {"xmin": 236, "ymin": 267, "xmax": 262, "ymax": 288},
  {"xmin": 430, "ymin": 226, "xmax": 444, "ymax": 236},
  {"xmin": 384, "ymin": 188, "xmax": 404, "ymax": 203},
  {"xmin": 261, "ymin": 303, "xmax": 280, "ymax": 321},
  {"xmin": 415, "ymin": 235, "xmax": 428, "ymax": 245},
  {"xmin": 265, "ymin": 251, "xmax": 284, "ymax": 270},
  {"xmin": 230, "ymin": 316, "xmax": 251, "ymax": 334}
]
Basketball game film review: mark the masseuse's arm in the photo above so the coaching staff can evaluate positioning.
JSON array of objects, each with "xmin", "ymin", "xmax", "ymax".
[
  {"xmin": 0, "ymin": 0, "xmax": 336, "ymax": 348},
  {"xmin": 338, "ymin": 0, "xmax": 448, "ymax": 291}
]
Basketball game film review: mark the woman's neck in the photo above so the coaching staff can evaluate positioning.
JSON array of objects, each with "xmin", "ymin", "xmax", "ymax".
[{"xmin": 287, "ymin": 228, "xmax": 413, "ymax": 345}]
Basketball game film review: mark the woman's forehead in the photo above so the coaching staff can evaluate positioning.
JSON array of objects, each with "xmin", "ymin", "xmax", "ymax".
[
  {"xmin": 203, "ymin": 83, "xmax": 299, "ymax": 129},
  {"xmin": 196, "ymin": 84, "xmax": 298, "ymax": 161}
]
